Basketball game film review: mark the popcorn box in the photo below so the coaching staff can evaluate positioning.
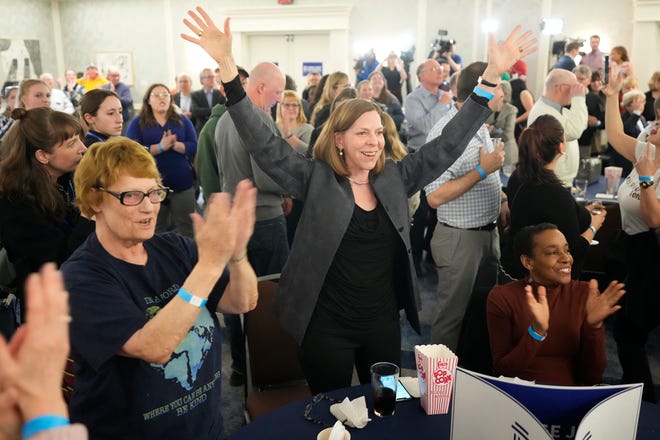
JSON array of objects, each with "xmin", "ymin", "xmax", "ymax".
[{"xmin": 414, "ymin": 344, "xmax": 458, "ymax": 415}]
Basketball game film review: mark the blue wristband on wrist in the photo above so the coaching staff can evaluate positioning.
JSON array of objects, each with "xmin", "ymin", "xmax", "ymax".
[
  {"xmin": 158, "ymin": 142, "xmax": 164, "ymax": 153},
  {"xmin": 475, "ymin": 165, "xmax": 487, "ymax": 180},
  {"xmin": 177, "ymin": 287, "xmax": 207, "ymax": 308},
  {"xmin": 472, "ymin": 86, "xmax": 495, "ymax": 100},
  {"xmin": 639, "ymin": 176, "xmax": 652, "ymax": 182},
  {"xmin": 528, "ymin": 325, "xmax": 547, "ymax": 342},
  {"xmin": 22, "ymin": 415, "xmax": 69, "ymax": 439},
  {"xmin": 588, "ymin": 224, "xmax": 597, "ymax": 235}
]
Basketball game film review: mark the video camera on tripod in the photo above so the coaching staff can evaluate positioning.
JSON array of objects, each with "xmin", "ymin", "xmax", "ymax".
[{"xmin": 428, "ymin": 29, "xmax": 456, "ymax": 59}]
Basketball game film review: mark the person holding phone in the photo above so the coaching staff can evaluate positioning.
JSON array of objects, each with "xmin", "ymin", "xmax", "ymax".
[{"xmin": 604, "ymin": 64, "xmax": 660, "ymax": 402}]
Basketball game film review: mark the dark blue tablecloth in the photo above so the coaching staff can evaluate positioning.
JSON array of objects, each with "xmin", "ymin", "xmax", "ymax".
[{"xmin": 229, "ymin": 384, "xmax": 660, "ymax": 439}]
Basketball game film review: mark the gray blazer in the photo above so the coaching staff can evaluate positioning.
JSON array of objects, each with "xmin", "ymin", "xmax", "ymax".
[{"xmin": 228, "ymin": 96, "xmax": 491, "ymax": 345}]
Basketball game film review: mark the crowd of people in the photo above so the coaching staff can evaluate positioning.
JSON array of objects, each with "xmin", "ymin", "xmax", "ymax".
[{"xmin": 0, "ymin": 5, "xmax": 658, "ymax": 439}]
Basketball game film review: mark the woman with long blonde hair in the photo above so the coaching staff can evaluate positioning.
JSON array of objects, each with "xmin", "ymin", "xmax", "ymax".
[{"xmin": 310, "ymin": 71, "xmax": 349, "ymax": 127}]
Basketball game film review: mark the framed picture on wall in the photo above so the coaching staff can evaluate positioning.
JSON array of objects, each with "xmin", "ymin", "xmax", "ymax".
[
  {"xmin": 0, "ymin": 38, "xmax": 43, "ymax": 84},
  {"xmin": 95, "ymin": 51, "xmax": 134, "ymax": 86}
]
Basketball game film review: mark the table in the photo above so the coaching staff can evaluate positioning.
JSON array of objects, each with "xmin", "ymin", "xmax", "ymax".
[{"xmin": 228, "ymin": 384, "xmax": 660, "ymax": 439}]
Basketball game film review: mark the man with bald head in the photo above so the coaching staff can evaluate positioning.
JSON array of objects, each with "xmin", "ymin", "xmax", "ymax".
[
  {"xmin": 527, "ymin": 69, "xmax": 588, "ymax": 186},
  {"xmin": 213, "ymin": 61, "xmax": 288, "ymax": 387},
  {"xmin": 39, "ymin": 72, "xmax": 74, "ymax": 114}
]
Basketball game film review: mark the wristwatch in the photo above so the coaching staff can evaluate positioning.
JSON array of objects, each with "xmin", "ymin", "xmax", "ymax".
[{"xmin": 640, "ymin": 179, "xmax": 655, "ymax": 189}]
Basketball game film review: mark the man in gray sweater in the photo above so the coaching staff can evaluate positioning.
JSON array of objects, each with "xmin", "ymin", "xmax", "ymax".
[{"xmin": 214, "ymin": 61, "xmax": 289, "ymax": 386}]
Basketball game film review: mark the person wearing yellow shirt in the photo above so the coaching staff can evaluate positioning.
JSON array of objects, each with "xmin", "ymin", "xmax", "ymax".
[{"xmin": 76, "ymin": 65, "xmax": 108, "ymax": 91}]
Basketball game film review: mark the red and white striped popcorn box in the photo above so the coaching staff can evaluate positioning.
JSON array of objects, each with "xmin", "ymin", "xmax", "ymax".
[{"xmin": 414, "ymin": 344, "xmax": 458, "ymax": 415}]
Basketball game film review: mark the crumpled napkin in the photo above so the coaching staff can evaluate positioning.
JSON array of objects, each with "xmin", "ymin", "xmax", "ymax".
[
  {"xmin": 328, "ymin": 420, "xmax": 348, "ymax": 440},
  {"xmin": 330, "ymin": 396, "xmax": 371, "ymax": 428}
]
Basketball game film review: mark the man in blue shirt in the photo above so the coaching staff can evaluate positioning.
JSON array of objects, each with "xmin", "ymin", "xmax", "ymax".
[{"xmin": 102, "ymin": 67, "xmax": 133, "ymax": 132}]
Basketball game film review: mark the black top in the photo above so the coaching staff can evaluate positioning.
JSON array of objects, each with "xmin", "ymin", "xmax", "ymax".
[
  {"xmin": 502, "ymin": 170, "xmax": 592, "ymax": 280},
  {"xmin": 578, "ymin": 91, "xmax": 605, "ymax": 147},
  {"xmin": 643, "ymin": 90, "xmax": 656, "ymax": 123},
  {"xmin": 315, "ymin": 201, "xmax": 399, "ymax": 329},
  {"xmin": 381, "ymin": 67, "xmax": 403, "ymax": 102},
  {"xmin": 0, "ymin": 175, "xmax": 94, "ymax": 312},
  {"xmin": 84, "ymin": 130, "xmax": 110, "ymax": 147}
]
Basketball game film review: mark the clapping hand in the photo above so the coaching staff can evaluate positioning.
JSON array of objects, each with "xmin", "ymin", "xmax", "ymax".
[
  {"xmin": 191, "ymin": 179, "xmax": 256, "ymax": 268},
  {"xmin": 525, "ymin": 284, "xmax": 549, "ymax": 336},
  {"xmin": 585, "ymin": 279, "xmax": 625, "ymax": 328},
  {"xmin": 0, "ymin": 264, "xmax": 71, "ymax": 440},
  {"xmin": 160, "ymin": 130, "xmax": 176, "ymax": 151}
]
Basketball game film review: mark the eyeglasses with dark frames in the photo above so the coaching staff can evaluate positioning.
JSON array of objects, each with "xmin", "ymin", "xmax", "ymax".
[
  {"xmin": 98, "ymin": 187, "xmax": 171, "ymax": 206},
  {"xmin": 303, "ymin": 393, "xmax": 338, "ymax": 426}
]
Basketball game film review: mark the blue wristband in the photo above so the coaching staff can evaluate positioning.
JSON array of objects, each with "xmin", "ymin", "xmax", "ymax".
[
  {"xmin": 22, "ymin": 415, "xmax": 69, "ymax": 439},
  {"xmin": 527, "ymin": 325, "xmax": 547, "ymax": 342},
  {"xmin": 177, "ymin": 287, "xmax": 207, "ymax": 308},
  {"xmin": 588, "ymin": 224, "xmax": 597, "ymax": 235},
  {"xmin": 472, "ymin": 86, "xmax": 494, "ymax": 100},
  {"xmin": 158, "ymin": 142, "xmax": 164, "ymax": 153},
  {"xmin": 639, "ymin": 176, "xmax": 652, "ymax": 182},
  {"xmin": 475, "ymin": 165, "xmax": 487, "ymax": 180}
]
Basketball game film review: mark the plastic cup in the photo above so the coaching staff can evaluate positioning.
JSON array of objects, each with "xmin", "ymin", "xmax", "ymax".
[
  {"xmin": 371, "ymin": 362, "xmax": 399, "ymax": 417},
  {"xmin": 574, "ymin": 178, "xmax": 588, "ymax": 200},
  {"xmin": 604, "ymin": 166, "xmax": 623, "ymax": 195}
]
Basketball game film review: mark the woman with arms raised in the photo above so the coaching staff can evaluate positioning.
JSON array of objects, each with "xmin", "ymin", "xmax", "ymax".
[
  {"xmin": 182, "ymin": 6, "xmax": 536, "ymax": 393},
  {"xmin": 603, "ymin": 64, "xmax": 660, "ymax": 402}
]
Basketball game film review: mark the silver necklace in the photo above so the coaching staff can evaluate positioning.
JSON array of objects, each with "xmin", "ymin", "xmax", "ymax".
[{"xmin": 347, "ymin": 177, "xmax": 368, "ymax": 185}]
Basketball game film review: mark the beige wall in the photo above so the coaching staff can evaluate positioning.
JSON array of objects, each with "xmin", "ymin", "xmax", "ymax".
[{"xmin": 0, "ymin": 0, "xmax": 651, "ymax": 102}]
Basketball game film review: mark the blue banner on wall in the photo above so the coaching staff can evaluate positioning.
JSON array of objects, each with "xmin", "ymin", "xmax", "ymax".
[{"xmin": 302, "ymin": 62, "xmax": 322, "ymax": 76}]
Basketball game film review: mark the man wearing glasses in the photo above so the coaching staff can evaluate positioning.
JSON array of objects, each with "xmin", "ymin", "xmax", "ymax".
[
  {"xmin": 527, "ymin": 69, "xmax": 588, "ymax": 187},
  {"xmin": 191, "ymin": 67, "xmax": 226, "ymax": 133}
]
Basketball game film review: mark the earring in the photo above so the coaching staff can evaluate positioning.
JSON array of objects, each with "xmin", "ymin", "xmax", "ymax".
[{"xmin": 338, "ymin": 149, "xmax": 343, "ymax": 156}]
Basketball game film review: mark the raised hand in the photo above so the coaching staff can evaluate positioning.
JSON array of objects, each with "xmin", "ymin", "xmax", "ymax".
[
  {"xmin": 181, "ymin": 7, "xmax": 232, "ymax": 64},
  {"xmin": 585, "ymin": 279, "xmax": 625, "ymax": 327},
  {"xmin": 634, "ymin": 143, "xmax": 659, "ymax": 178},
  {"xmin": 601, "ymin": 63, "xmax": 624, "ymax": 96},
  {"xmin": 485, "ymin": 26, "xmax": 537, "ymax": 77},
  {"xmin": 525, "ymin": 284, "xmax": 549, "ymax": 335}
]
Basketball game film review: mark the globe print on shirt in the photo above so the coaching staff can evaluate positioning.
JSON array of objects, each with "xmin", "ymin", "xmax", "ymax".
[{"xmin": 146, "ymin": 305, "xmax": 215, "ymax": 391}]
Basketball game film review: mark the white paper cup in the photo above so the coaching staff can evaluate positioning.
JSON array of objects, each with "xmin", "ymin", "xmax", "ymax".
[{"xmin": 317, "ymin": 427, "xmax": 351, "ymax": 440}]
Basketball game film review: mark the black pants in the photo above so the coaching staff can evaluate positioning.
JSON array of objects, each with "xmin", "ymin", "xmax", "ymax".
[
  {"xmin": 299, "ymin": 313, "xmax": 401, "ymax": 394},
  {"xmin": 613, "ymin": 230, "xmax": 660, "ymax": 402}
]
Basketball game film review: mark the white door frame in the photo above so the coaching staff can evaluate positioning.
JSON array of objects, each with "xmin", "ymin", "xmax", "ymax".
[{"xmin": 225, "ymin": 4, "xmax": 353, "ymax": 75}]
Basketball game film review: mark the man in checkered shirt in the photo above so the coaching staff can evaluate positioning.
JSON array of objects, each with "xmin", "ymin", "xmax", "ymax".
[{"xmin": 424, "ymin": 62, "xmax": 508, "ymax": 352}]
